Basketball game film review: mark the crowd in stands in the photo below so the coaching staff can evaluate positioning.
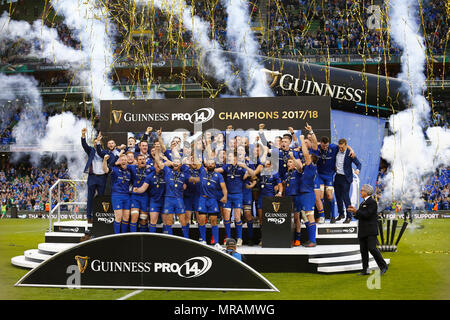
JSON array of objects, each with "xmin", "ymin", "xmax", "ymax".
[
  {"xmin": 1, "ymin": 0, "xmax": 447, "ymax": 65},
  {"xmin": 422, "ymin": 167, "xmax": 450, "ymax": 211},
  {"xmin": 375, "ymin": 160, "xmax": 450, "ymax": 211},
  {"xmin": 0, "ymin": 161, "xmax": 75, "ymax": 211}
]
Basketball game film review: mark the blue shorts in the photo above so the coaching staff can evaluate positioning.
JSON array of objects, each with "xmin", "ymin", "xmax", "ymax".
[
  {"xmin": 148, "ymin": 198, "xmax": 164, "ymax": 213},
  {"xmin": 112, "ymin": 193, "xmax": 130, "ymax": 211},
  {"xmin": 317, "ymin": 173, "xmax": 335, "ymax": 188},
  {"xmin": 130, "ymin": 194, "xmax": 148, "ymax": 212},
  {"xmin": 256, "ymin": 194, "xmax": 276, "ymax": 210},
  {"xmin": 300, "ymin": 192, "xmax": 316, "ymax": 212},
  {"xmin": 197, "ymin": 197, "xmax": 220, "ymax": 214},
  {"xmin": 224, "ymin": 193, "xmax": 243, "ymax": 210},
  {"xmin": 163, "ymin": 197, "xmax": 185, "ymax": 214},
  {"xmin": 243, "ymin": 190, "xmax": 253, "ymax": 206},
  {"xmin": 184, "ymin": 195, "xmax": 199, "ymax": 212},
  {"xmin": 293, "ymin": 195, "xmax": 302, "ymax": 212}
]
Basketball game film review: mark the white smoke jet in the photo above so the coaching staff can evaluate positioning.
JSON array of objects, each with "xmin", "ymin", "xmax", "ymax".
[
  {"xmin": 379, "ymin": 0, "xmax": 450, "ymax": 209},
  {"xmin": 222, "ymin": 0, "xmax": 272, "ymax": 97},
  {"xmin": 0, "ymin": 74, "xmax": 47, "ymax": 159},
  {"xmin": 50, "ymin": 0, "xmax": 125, "ymax": 110},
  {"xmin": 40, "ymin": 112, "xmax": 95, "ymax": 179},
  {"xmin": 0, "ymin": 11, "xmax": 85, "ymax": 64},
  {"xmin": 134, "ymin": 0, "xmax": 240, "ymax": 94}
]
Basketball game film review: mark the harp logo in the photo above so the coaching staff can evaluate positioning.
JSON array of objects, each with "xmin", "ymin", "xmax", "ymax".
[
  {"xmin": 111, "ymin": 110, "xmax": 123, "ymax": 124},
  {"xmin": 102, "ymin": 202, "xmax": 110, "ymax": 212},
  {"xmin": 272, "ymin": 202, "xmax": 281, "ymax": 213},
  {"xmin": 75, "ymin": 256, "xmax": 89, "ymax": 274}
]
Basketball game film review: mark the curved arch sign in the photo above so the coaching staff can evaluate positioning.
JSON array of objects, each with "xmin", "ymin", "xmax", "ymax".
[{"xmin": 15, "ymin": 233, "xmax": 278, "ymax": 292}]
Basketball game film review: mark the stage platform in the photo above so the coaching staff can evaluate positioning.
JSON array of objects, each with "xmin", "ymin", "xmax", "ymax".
[{"xmin": 11, "ymin": 220, "xmax": 389, "ymax": 274}]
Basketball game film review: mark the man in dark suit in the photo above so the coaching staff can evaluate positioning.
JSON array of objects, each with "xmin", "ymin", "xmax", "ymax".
[
  {"xmin": 347, "ymin": 184, "xmax": 388, "ymax": 276},
  {"xmin": 81, "ymin": 128, "xmax": 107, "ymax": 225},
  {"xmin": 334, "ymin": 138, "xmax": 362, "ymax": 223}
]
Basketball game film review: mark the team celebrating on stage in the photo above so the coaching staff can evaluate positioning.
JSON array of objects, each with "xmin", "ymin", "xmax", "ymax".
[{"xmin": 82, "ymin": 123, "xmax": 361, "ymax": 248}]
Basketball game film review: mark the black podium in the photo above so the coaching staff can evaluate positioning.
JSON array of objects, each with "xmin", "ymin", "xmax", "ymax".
[
  {"xmin": 91, "ymin": 195, "xmax": 115, "ymax": 237},
  {"xmin": 261, "ymin": 197, "xmax": 294, "ymax": 248}
]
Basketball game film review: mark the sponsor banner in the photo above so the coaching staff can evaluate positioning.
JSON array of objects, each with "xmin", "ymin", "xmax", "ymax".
[
  {"xmin": 15, "ymin": 233, "xmax": 278, "ymax": 292},
  {"xmin": 382, "ymin": 211, "xmax": 450, "ymax": 220},
  {"xmin": 100, "ymin": 96, "xmax": 330, "ymax": 136},
  {"xmin": 261, "ymin": 197, "xmax": 294, "ymax": 248},
  {"xmin": 91, "ymin": 195, "xmax": 115, "ymax": 237},
  {"xmin": 16, "ymin": 212, "xmax": 87, "ymax": 220},
  {"xmin": 318, "ymin": 226, "xmax": 357, "ymax": 235},
  {"xmin": 214, "ymin": 52, "xmax": 408, "ymax": 112}
]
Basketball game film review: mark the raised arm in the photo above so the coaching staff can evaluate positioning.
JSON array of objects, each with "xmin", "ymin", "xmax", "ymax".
[
  {"xmin": 157, "ymin": 128, "xmax": 166, "ymax": 153},
  {"xmin": 300, "ymin": 135, "xmax": 311, "ymax": 165},
  {"xmin": 81, "ymin": 128, "xmax": 92, "ymax": 155},
  {"xmin": 102, "ymin": 155, "xmax": 110, "ymax": 174},
  {"xmin": 305, "ymin": 123, "xmax": 318, "ymax": 150}
]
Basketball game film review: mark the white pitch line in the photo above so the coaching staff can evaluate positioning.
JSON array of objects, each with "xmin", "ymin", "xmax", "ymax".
[{"xmin": 117, "ymin": 290, "xmax": 143, "ymax": 300}]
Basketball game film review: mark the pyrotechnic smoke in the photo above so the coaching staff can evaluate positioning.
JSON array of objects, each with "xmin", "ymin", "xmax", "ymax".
[
  {"xmin": 134, "ymin": 0, "xmax": 240, "ymax": 94},
  {"xmin": 379, "ymin": 0, "xmax": 450, "ymax": 209},
  {"xmin": 222, "ymin": 0, "xmax": 272, "ymax": 97},
  {"xmin": 0, "ymin": 11, "xmax": 85, "ymax": 64},
  {"xmin": 50, "ymin": 0, "xmax": 125, "ymax": 110}
]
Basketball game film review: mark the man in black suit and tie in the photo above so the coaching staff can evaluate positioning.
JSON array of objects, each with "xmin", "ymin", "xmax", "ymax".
[{"xmin": 347, "ymin": 184, "xmax": 388, "ymax": 276}]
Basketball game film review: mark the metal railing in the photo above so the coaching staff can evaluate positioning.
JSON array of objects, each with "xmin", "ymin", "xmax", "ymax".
[{"xmin": 48, "ymin": 179, "xmax": 87, "ymax": 231}]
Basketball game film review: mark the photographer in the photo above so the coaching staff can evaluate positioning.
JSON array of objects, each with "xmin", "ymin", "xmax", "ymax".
[{"xmin": 224, "ymin": 238, "xmax": 242, "ymax": 261}]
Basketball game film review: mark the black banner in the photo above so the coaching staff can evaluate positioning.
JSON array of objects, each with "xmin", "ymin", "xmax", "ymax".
[
  {"xmin": 91, "ymin": 195, "xmax": 115, "ymax": 237},
  {"xmin": 217, "ymin": 52, "xmax": 407, "ymax": 114},
  {"xmin": 100, "ymin": 96, "xmax": 330, "ymax": 142},
  {"xmin": 15, "ymin": 233, "xmax": 278, "ymax": 292},
  {"xmin": 262, "ymin": 197, "xmax": 294, "ymax": 248}
]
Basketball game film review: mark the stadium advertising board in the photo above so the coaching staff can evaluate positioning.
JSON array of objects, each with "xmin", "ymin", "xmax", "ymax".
[
  {"xmin": 261, "ymin": 197, "xmax": 294, "ymax": 248},
  {"xmin": 100, "ymin": 96, "xmax": 330, "ymax": 138},
  {"xmin": 16, "ymin": 233, "xmax": 278, "ymax": 292}
]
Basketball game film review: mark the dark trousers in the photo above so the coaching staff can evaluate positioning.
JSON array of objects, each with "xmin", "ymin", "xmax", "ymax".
[
  {"xmin": 334, "ymin": 174, "xmax": 352, "ymax": 218},
  {"xmin": 87, "ymin": 174, "xmax": 107, "ymax": 219},
  {"xmin": 359, "ymin": 235, "xmax": 387, "ymax": 271}
]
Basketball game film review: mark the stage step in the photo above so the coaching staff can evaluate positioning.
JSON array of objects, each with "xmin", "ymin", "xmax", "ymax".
[
  {"xmin": 24, "ymin": 249, "xmax": 52, "ymax": 263},
  {"xmin": 45, "ymin": 231, "xmax": 85, "ymax": 243},
  {"xmin": 317, "ymin": 259, "xmax": 390, "ymax": 273},
  {"xmin": 11, "ymin": 255, "xmax": 40, "ymax": 269},
  {"xmin": 38, "ymin": 242, "xmax": 77, "ymax": 255},
  {"xmin": 53, "ymin": 220, "xmax": 92, "ymax": 233}
]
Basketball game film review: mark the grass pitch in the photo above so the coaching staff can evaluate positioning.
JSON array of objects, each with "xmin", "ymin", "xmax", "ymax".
[{"xmin": 0, "ymin": 218, "xmax": 449, "ymax": 300}]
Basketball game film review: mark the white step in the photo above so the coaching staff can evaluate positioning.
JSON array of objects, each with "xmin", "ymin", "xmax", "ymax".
[
  {"xmin": 24, "ymin": 249, "xmax": 52, "ymax": 263},
  {"xmin": 11, "ymin": 255, "xmax": 40, "ymax": 269},
  {"xmin": 309, "ymin": 253, "xmax": 366, "ymax": 264},
  {"xmin": 54, "ymin": 220, "xmax": 92, "ymax": 227},
  {"xmin": 316, "ymin": 233, "xmax": 358, "ymax": 238},
  {"xmin": 45, "ymin": 232, "xmax": 85, "ymax": 237},
  {"xmin": 318, "ymin": 259, "xmax": 390, "ymax": 273},
  {"xmin": 38, "ymin": 242, "xmax": 77, "ymax": 255}
]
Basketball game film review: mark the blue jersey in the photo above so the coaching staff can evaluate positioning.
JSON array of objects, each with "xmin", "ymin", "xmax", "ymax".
[
  {"xmin": 128, "ymin": 165, "xmax": 154, "ymax": 195},
  {"xmin": 163, "ymin": 166, "xmax": 189, "ymax": 198},
  {"xmin": 181, "ymin": 165, "xmax": 201, "ymax": 197},
  {"xmin": 278, "ymin": 148, "xmax": 299, "ymax": 178},
  {"xmin": 199, "ymin": 166, "xmax": 225, "ymax": 199},
  {"xmin": 284, "ymin": 170, "xmax": 302, "ymax": 196},
  {"xmin": 259, "ymin": 171, "xmax": 281, "ymax": 196},
  {"xmin": 316, "ymin": 144, "xmax": 339, "ymax": 175},
  {"xmin": 144, "ymin": 171, "xmax": 165, "ymax": 201},
  {"xmin": 222, "ymin": 164, "xmax": 247, "ymax": 194},
  {"xmin": 299, "ymin": 163, "xmax": 317, "ymax": 193},
  {"xmin": 110, "ymin": 166, "xmax": 131, "ymax": 195}
]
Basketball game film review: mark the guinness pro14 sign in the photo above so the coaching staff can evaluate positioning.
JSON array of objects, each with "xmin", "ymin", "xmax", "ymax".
[{"xmin": 101, "ymin": 96, "xmax": 330, "ymax": 136}]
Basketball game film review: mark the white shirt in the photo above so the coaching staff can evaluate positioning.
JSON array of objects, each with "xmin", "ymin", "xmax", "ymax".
[
  {"xmin": 336, "ymin": 150, "xmax": 345, "ymax": 174},
  {"xmin": 91, "ymin": 152, "xmax": 105, "ymax": 175}
]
